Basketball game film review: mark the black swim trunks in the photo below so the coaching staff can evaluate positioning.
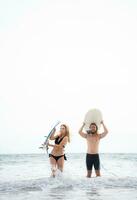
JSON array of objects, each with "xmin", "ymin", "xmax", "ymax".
[{"xmin": 86, "ymin": 153, "xmax": 100, "ymax": 171}]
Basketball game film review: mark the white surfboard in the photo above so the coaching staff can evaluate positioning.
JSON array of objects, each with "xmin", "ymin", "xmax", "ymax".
[
  {"xmin": 84, "ymin": 108, "xmax": 103, "ymax": 130},
  {"xmin": 39, "ymin": 120, "xmax": 61, "ymax": 153}
]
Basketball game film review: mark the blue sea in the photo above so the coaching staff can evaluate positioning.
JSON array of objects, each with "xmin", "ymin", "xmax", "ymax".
[{"xmin": 0, "ymin": 153, "xmax": 137, "ymax": 200}]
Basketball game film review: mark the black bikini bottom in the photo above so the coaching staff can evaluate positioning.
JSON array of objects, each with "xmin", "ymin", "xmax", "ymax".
[{"xmin": 49, "ymin": 154, "xmax": 67, "ymax": 161}]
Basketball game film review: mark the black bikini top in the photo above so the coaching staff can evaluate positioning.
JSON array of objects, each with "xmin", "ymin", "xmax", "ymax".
[{"xmin": 55, "ymin": 136, "xmax": 65, "ymax": 147}]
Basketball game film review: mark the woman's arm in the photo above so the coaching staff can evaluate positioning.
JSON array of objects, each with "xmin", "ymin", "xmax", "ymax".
[
  {"xmin": 49, "ymin": 128, "xmax": 58, "ymax": 140},
  {"xmin": 54, "ymin": 136, "xmax": 68, "ymax": 149},
  {"xmin": 47, "ymin": 136, "xmax": 68, "ymax": 151},
  {"xmin": 48, "ymin": 143, "xmax": 55, "ymax": 148}
]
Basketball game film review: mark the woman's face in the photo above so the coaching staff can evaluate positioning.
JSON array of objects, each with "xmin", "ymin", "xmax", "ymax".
[{"xmin": 60, "ymin": 125, "xmax": 66, "ymax": 134}]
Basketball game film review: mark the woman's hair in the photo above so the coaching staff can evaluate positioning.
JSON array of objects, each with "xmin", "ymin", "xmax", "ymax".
[{"xmin": 61, "ymin": 124, "xmax": 70, "ymax": 143}]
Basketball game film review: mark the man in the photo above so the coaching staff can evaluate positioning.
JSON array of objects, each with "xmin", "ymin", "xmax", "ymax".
[{"xmin": 78, "ymin": 121, "xmax": 108, "ymax": 178}]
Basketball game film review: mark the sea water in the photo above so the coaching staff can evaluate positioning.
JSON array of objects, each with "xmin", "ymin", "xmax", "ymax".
[{"xmin": 0, "ymin": 153, "xmax": 137, "ymax": 200}]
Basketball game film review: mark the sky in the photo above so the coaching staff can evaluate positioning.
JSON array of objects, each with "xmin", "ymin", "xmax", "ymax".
[{"xmin": 0, "ymin": 0, "xmax": 137, "ymax": 154}]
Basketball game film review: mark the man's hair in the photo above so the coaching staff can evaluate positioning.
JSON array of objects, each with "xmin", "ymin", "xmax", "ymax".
[{"xmin": 90, "ymin": 123, "xmax": 98, "ymax": 132}]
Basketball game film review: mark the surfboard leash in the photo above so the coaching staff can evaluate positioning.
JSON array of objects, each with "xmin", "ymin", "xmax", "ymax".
[{"xmin": 101, "ymin": 162, "xmax": 118, "ymax": 177}]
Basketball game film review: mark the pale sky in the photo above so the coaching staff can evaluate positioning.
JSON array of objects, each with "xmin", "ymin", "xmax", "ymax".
[{"xmin": 0, "ymin": 0, "xmax": 137, "ymax": 154}]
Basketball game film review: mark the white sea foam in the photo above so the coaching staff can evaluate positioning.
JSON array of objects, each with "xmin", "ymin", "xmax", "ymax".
[{"xmin": 0, "ymin": 153, "xmax": 137, "ymax": 200}]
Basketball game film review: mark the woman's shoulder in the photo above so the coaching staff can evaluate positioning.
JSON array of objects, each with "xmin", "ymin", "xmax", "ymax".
[{"xmin": 63, "ymin": 136, "xmax": 68, "ymax": 141}]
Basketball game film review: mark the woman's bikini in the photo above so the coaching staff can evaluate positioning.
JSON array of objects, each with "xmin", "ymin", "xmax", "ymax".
[{"xmin": 49, "ymin": 136, "xmax": 67, "ymax": 161}]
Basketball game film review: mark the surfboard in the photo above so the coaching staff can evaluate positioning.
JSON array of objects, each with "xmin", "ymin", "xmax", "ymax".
[
  {"xmin": 83, "ymin": 108, "xmax": 103, "ymax": 130},
  {"xmin": 39, "ymin": 120, "xmax": 61, "ymax": 153}
]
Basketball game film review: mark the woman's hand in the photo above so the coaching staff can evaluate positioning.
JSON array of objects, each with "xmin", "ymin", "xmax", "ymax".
[
  {"xmin": 46, "ymin": 141, "xmax": 49, "ymax": 148},
  {"xmin": 47, "ymin": 142, "xmax": 55, "ymax": 148}
]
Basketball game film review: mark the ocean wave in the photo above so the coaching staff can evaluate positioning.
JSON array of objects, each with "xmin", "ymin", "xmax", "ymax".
[{"xmin": 0, "ymin": 175, "xmax": 137, "ymax": 194}]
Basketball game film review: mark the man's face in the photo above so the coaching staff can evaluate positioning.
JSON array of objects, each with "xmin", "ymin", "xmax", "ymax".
[{"xmin": 90, "ymin": 124, "xmax": 97, "ymax": 133}]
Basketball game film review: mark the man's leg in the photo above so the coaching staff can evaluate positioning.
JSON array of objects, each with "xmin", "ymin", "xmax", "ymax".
[
  {"xmin": 95, "ymin": 170, "xmax": 101, "ymax": 177},
  {"xmin": 94, "ymin": 154, "xmax": 101, "ymax": 177},
  {"xmin": 86, "ymin": 154, "xmax": 93, "ymax": 178},
  {"xmin": 87, "ymin": 170, "xmax": 92, "ymax": 178}
]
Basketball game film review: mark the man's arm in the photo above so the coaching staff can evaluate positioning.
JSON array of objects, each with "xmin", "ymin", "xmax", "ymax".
[
  {"xmin": 78, "ymin": 123, "xmax": 87, "ymax": 138},
  {"xmin": 99, "ymin": 121, "xmax": 108, "ymax": 139}
]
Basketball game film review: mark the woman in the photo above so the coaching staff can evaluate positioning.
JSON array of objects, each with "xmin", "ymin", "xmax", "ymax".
[{"xmin": 47, "ymin": 124, "xmax": 70, "ymax": 177}]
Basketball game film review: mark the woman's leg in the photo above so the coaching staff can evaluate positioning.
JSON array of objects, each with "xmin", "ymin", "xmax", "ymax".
[
  {"xmin": 57, "ymin": 156, "xmax": 64, "ymax": 172},
  {"xmin": 50, "ymin": 156, "xmax": 57, "ymax": 177}
]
